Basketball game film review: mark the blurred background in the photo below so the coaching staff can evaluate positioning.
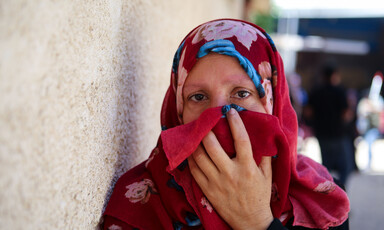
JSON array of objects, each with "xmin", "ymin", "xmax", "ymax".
[
  {"xmin": 249, "ymin": 0, "xmax": 384, "ymax": 229},
  {"xmin": 0, "ymin": 0, "xmax": 383, "ymax": 229}
]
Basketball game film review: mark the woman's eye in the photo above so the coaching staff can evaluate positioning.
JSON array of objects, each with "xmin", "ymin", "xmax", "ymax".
[
  {"xmin": 234, "ymin": 90, "xmax": 250, "ymax": 98},
  {"xmin": 189, "ymin": 94, "xmax": 206, "ymax": 102}
]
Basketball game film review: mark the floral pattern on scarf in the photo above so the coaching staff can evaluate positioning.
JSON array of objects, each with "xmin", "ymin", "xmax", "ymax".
[
  {"xmin": 200, "ymin": 197, "xmax": 213, "ymax": 213},
  {"xmin": 258, "ymin": 61, "xmax": 274, "ymax": 114},
  {"xmin": 314, "ymin": 180, "xmax": 336, "ymax": 194},
  {"xmin": 191, "ymin": 20, "xmax": 266, "ymax": 50},
  {"xmin": 125, "ymin": 179, "xmax": 158, "ymax": 204}
]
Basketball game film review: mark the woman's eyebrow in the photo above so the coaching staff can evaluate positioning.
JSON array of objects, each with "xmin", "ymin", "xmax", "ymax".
[
  {"xmin": 182, "ymin": 84, "xmax": 205, "ymax": 96},
  {"xmin": 183, "ymin": 83, "xmax": 202, "ymax": 91},
  {"xmin": 223, "ymin": 75, "xmax": 254, "ymax": 85}
]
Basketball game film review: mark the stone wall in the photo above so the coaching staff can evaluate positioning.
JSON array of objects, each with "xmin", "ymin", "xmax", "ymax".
[{"xmin": 0, "ymin": 0, "xmax": 243, "ymax": 229}]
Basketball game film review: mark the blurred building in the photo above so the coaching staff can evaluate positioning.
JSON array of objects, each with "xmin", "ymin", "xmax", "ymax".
[{"xmin": 270, "ymin": 0, "xmax": 384, "ymax": 94}]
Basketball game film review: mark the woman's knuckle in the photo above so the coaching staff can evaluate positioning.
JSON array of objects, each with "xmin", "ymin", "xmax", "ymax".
[{"xmin": 243, "ymin": 166, "xmax": 257, "ymax": 178}]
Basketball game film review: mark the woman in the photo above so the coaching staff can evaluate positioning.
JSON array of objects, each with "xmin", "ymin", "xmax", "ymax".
[{"xmin": 102, "ymin": 19, "xmax": 349, "ymax": 230}]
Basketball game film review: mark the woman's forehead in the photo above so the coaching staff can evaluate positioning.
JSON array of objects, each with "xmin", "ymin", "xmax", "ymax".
[
  {"xmin": 186, "ymin": 54, "xmax": 252, "ymax": 83},
  {"xmin": 184, "ymin": 54, "xmax": 254, "ymax": 89},
  {"xmin": 191, "ymin": 53, "xmax": 243, "ymax": 72}
]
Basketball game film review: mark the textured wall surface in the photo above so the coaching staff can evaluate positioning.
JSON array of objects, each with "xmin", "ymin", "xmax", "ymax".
[{"xmin": 0, "ymin": 0, "xmax": 243, "ymax": 229}]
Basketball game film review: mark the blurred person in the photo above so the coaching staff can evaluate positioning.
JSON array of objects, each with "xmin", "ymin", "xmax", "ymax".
[
  {"xmin": 287, "ymin": 72, "xmax": 310, "ymax": 151},
  {"xmin": 345, "ymin": 88, "xmax": 359, "ymax": 171},
  {"xmin": 305, "ymin": 64, "xmax": 354, "ymax": 186},
  {"xmin": 102, "ymin": 19, "xmax": 349, "ymax": 230},
  {"xmin": 356, "ymin": 72, "xmax": 383, "ymax": 170},
  {"xmin": 287, "ymin": 72, "xmax": 308, "ymax": 122}
]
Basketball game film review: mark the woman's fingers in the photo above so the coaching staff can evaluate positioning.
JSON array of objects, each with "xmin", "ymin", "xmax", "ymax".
[
  {"xmin": 201, "ymin": 131, "xmax": 232, "ymax": 172},
  {"xmin": 226, "ymin": 108, "xmax": 253, "ymax": 162},
  {"xmin": 188, "ymin": 149, "xmax": 209, "ymax": 188},
  {"xmin": 190, "ymin": 144, "xmax": 219, "ymax": 181},
  {"xmin": 259, "ymin": 156, "xmax": 272, "ymax": 181},
  {"xmin": 188, "ymin": 108, "xmax": 274, "ymax": 230}
]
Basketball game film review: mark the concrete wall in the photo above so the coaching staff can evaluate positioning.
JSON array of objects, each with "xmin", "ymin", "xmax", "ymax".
[{"xmin": 0, "ymin": 0, "xmax": 243, "ymax": 229}]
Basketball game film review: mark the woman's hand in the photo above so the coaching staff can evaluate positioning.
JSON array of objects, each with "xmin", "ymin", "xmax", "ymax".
[{"xmin": 188, "ymin": 108, "xmax": 273, "ymax": 230}]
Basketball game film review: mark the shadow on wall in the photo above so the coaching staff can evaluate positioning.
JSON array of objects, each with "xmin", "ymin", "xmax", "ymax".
[{"xmin": 99, "ymin": 5, "xmax": 151, "ymax": 228}]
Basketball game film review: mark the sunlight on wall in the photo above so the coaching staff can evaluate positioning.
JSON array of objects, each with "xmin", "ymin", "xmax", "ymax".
[{"xmin": 0, "ymin": 0, "xmax": 243, "ymax": 229}]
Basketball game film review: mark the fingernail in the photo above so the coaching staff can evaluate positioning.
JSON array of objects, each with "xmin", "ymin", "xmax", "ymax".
[{"xmin": 229, "ymin": 108, "xmax": 236, "ymax": 115}]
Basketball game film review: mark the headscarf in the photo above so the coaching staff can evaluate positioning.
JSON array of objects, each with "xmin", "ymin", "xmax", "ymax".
[{"xmin": 103, "ymin": 19, "xmax": 349, "ymax": 230}]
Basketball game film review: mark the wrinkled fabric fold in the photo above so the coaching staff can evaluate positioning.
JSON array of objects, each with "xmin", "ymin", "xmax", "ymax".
[{"xmin": 161, "ymin": 107, "xmax": 279, "ymax": 170}]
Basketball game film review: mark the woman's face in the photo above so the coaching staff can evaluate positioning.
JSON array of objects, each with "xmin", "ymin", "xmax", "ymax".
[{"xmin": 182, "ymin": 53, "xmax": 266, "ymax": 124}]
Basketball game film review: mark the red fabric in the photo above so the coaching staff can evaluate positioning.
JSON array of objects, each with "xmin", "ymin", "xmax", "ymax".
[
  {"xmin": 162, "ymin": 108, "xmax": 288, "ymax": 228},
  {"xmin": 162, "ymin": 107, "xmax": 281, "ymax": 169},
  {"xmin": 103, "ymin": 19, "xmax": 349, "ymax": 230}
]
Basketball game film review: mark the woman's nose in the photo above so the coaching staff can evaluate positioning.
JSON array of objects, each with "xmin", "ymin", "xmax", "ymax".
[{"xmin": 210, "ymin": 94, "xmax": 230, "ymax": 108}]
